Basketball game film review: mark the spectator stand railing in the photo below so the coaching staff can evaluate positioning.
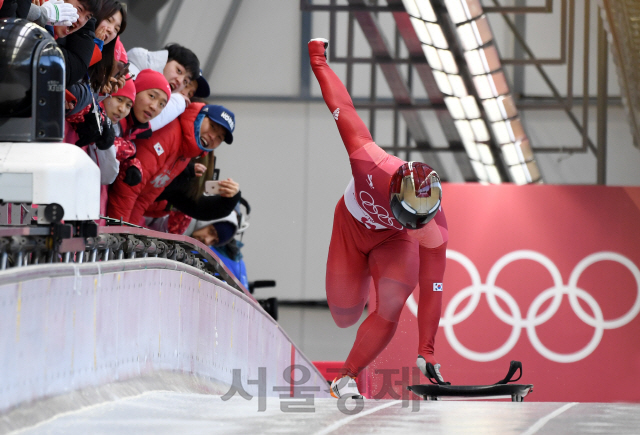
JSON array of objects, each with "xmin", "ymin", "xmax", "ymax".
[{"xmin": 0, "ymin": 222, "xmax": 253, "ymax": 300}]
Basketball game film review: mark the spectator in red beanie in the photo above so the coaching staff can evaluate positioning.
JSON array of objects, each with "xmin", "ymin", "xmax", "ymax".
[
  {"xmin": 85, "ymin": 76, "xmax": 137, "ymax": 186},
  {"xmin": 131, "ymin": 69, "xmax": 171, "ymax": 124},
  {"xmin": 110, "ymin": 69, "xmax": 171, "ymax": 187},
  {"xmin": 127, "ymin": 43, "xmax": 200, "ymax": 132}
]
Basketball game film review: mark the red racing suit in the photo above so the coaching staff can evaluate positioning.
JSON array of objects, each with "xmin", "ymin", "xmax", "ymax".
[
  {"xmin": 107, "ymin": 102, "xmax": 206, "ymax": 224},
  {"xmin": 310, "ymin": 39, "xmax": 448, "ymax": 379}
]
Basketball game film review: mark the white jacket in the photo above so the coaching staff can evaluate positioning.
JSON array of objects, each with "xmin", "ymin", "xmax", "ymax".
[{"xmin": 127, "ymin": 47, "xmax": 187, "ymax": 132}]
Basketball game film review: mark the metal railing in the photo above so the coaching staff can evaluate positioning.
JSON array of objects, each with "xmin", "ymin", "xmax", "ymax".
[{"xmin": 0, "ymin": 225, "xmax": 252, "ymax": 299}]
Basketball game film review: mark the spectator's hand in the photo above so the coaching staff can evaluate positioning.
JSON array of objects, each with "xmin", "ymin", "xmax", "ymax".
[
  {"xmin": 177, "ymin": 92, "xmax": 191, "ymax": 107},
  {"xmin": 95, "ymin": 25, "xmax": 107, "ymax": 42},
  {"xmin": 95, "ymin": 118, "xmax": 115, "ymax": 150},
  {"xmin": 75, "ymin": 110, "xmax": 102, "ymax": 147},
  {"xmin": 42, "ymin": 0, "xmax": 79, "ymax": 27},
  {"xmin": 101, "ymin": 81, "xmax": 113, "ymax": 95},
  {"xmin": 65, "ymin": 100, "xmax": 75, "ymax": 111},
  {"xmin": 113, "ymin": 75, "xmax": 127, "ymax": 94},
  {"xmin": 217, "ymin": 178, "xmax": 239, "ymax": 198},
  {"xmin": 194, "ymin": 163, "xmax": 207, "ymax": 177},
  {"xmin": 123, "ymin": 166, "xmax": 142, "ymax": 186}
]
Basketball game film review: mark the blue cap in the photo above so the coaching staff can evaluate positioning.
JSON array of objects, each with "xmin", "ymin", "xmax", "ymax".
[
  {"xmin": 193, "ymin": 69, "xmax": 210, "ymax": 98},
  {"xmin": 200, "ymin": 105, "xmax": 235, "ymax": 144}
]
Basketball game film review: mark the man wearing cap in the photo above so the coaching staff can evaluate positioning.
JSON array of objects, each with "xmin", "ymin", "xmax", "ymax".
[
  {"xmin": 107, "ymin": 101, "xmax": 236, "ymax": 225},
  {"xmin": 179, "ymin": 69, "xmax": 210, "ymax": 101}
]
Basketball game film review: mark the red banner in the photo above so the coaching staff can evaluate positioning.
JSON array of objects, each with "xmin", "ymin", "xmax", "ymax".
[{"xmin": 367, "ymin": 184, "xmax": 640, "ymax": 402}]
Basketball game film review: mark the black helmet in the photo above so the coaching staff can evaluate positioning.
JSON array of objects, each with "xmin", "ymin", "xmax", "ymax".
[{"xmin": 389, "ymin": 162, "xmax": 442, "ymax": 230}]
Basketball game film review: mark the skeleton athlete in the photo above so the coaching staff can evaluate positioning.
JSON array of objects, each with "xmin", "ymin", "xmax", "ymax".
[{"xmin": 308, "ymin": 38, "xmax": 449, "ymax": 399}]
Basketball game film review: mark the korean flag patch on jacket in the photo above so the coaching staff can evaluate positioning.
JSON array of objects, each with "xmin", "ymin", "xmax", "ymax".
[
  {"xmin": 154, "ymin": 142, "xmax": 164, "ymax": 156},
  {"xmin": 433, "ymin": 283, "xmax": 443, "ymax": 292}
]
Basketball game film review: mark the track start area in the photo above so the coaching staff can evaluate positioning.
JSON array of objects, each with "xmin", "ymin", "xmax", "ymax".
[{"xmin": 9, "ymin": 393, "xmax": 640, "ymax": 435}]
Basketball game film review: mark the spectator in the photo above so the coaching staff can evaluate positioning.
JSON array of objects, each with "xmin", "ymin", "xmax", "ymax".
[
  {"xmin": 94, "ymin": 0, "xmax": 124, "ymax": 45},
  {"xmin": 51, "ymin": 0, "xmax": 99, "ymax": 39},
  {"xmin": 90, "ymin": 77, "xmax": 136, "ymax": 185},
  {"xmin": 49, "ymin": 0, "xmax": 102, "ymax": 88},
  {"xmin": 127, "ymin": 69, "xmax": 170, "ymax": 124},
  {"xmin": 127, "ymin": 43, "xmax": 200, "ymax": 131},
  {"xmin": 107, "ymin": 103, "xmax": 235, "ymax": 225},
  {"xmin": 89, "ymin": 0, "xmax": 127, "ymax": 95},
  {"xmin": 113, "ymin": 69, "xmax": 171, "ymax": 186},
  {"xmin": 0, "ymin": 0, "xmax": 78, "ymax": 27},
  {"xmin": 66, "ymin": 0, "xmax": 127, "ymax": 116},
  {"xmin": 127, "ymin": 43, "xmax": 198, "ymax": 92},
  {"xmin": 146, "ymin": 209, "xmax": 239, "ymax": 248},
  {"xmin": 179, "ymin": 69, "xmax": 210, "ymax": 101},
  {"xmin": 103, "ymin": 78, "xmax": 134, "ymax": 126},
  {"xmin": 144, "ymin": 153, "xmax": 240, "ymax": 223},
  {"xmin": 82, "ymin": 77, "xmax": 135, "ymax": 221},
  {"xmin": 211, "ymin": 201, "xmax": 251, "ymax": 288}
]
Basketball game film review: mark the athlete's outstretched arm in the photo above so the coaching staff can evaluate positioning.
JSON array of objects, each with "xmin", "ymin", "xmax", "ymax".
[{"xmin": 308, "ymin": 39, "xmax": 373, "ymax": 156}]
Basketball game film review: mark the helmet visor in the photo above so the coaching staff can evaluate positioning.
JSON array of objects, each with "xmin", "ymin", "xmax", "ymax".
[{"xmin": 389, "ymin": 163, "xmax": 442, "ymax": 229}]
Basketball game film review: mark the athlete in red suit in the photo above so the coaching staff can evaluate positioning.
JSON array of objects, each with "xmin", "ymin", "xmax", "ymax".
[{"xmin": 309, "ymin": 39, "xmax": 449, "ymax": 399}]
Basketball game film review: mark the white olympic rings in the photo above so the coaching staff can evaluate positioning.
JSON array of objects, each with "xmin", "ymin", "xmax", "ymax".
[
  {"xmin": 359, "ymin": 191, "xmax": 402, "ymax": 229},
  {"xmin": 406, "ymin": 250, "xmax": 640, "ymax": 363}
]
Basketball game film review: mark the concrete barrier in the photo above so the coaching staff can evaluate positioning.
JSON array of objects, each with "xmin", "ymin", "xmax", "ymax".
[{"xmin": 0, "ymin": 259, "xmax": 330, "ymax": 430}]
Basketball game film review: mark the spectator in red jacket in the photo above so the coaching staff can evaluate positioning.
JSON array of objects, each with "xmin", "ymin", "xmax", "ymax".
[
  {"xmin": 113, "ymin": 69, "xmax": 171, "ymax": 186},
  {"xmin": 107, "ymin": 103, "xmax": 235, "ymax": 225}
]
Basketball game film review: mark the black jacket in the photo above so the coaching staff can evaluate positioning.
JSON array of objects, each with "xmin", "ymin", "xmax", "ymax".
[
  {"xmin": 56, "ymin": 18, "xmax": 97, "ymax": 87},
  {"xmin": 156, "ymin": 163, "xmax": 241, "ymax": 221}
]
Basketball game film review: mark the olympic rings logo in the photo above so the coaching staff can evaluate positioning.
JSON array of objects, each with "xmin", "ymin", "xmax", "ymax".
[
  {"xmin": 359, "ymin": 191, "xmax": 403, "ymax": 230},
  {"xmin": 406, "ymin": 250, "xmax": 640, "ymax": 363}
]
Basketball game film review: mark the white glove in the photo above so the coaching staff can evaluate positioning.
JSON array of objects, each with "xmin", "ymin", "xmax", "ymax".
[{"xmin": 41, "ymin": 0, "xmax": 79, "ymax": 27}]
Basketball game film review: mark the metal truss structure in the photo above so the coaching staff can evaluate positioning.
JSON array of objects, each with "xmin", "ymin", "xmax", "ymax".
[
  {"xmin": 123, "ymin": 0, "xmax": 628, "ymax": 185},
  {"xmin": 299, "ymin": 0, "xmax": 614, "ymax": 184}
]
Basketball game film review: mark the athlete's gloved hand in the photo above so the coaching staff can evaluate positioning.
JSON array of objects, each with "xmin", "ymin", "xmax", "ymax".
[
  {"xmin": 123, "ymin": 166, "xmax": 142, "ymax": 186},
  {"xmin": 41, "ymin": 0, "xmax": 79, "ymax": 27}
]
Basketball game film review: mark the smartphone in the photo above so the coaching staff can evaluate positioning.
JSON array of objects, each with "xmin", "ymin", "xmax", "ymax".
[
  {"xmin": 113, "ymin": 62, "xmax": 130, "ymax": 80},
  {"xmin": 204, "ymin": 180, "xmax": 221, "ymax": 195}
]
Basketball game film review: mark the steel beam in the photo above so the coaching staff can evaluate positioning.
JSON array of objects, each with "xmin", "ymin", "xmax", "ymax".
[
  {"xmin": 387, "ymin": 0, "xmax": 473, "ymax": 174},
  {"xmin": 202, "ymin": 0, "xmax": 243, "ymax": 79},
  {"xmin": 347, "ymin": 0, "xmax": 432, "ymax": 148},
  {"xmin": 491, "ymin": 0, "xmax": 597, "ymax": 155},
  {"xmin": 597, "ymin": 10, "xmax": 608, "ymax": 185},
  {"xmin": 300, "ymin": 0, "xmax": 404, "ymax": 12},
  {"xmin": 500, "ymin": 0, "xmax": 567, "ymax": 66},
  {"xmin": 483, "ymin": 0, "xmax": 553, "ymax": 13},
  {"xmin": 300, "ymin": 7, "xmax": 312, "ymax": 98},
  {"xmin": 159, "ymin": 0, "xmax": 185, "ymax": 47}
]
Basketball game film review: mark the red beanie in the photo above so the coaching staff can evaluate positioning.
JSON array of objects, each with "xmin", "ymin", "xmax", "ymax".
[
  {"xmin": 114, "ymin": 36, "xmax": 127, "ymax": 63},
  {"xmin": 134, "ymin": 69, "xmax": 171, "ymax": 101},
  {"xmin": 112, "ymin": 78, "xmax": 136, "ymax": 103}
]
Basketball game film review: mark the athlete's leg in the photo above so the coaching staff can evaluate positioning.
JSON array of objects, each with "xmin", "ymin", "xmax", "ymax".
[
  {"xmin": 308, "ymin": 39, "xmax": 372, "ymax": 156},
  {"xmin": 416, "ymin": 242, "xmax": 447, "ymax": 365},
  {"xmin": 341, "ymin": 234, "xmax": 419, "ymax": 377},
  {"xmin": 326, "ymin": 200, "xmax": 371, "ymax": 328}
]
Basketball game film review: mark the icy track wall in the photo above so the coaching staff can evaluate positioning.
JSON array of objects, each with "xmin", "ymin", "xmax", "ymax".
[{"xmin": 0, "ymin": 259, "xmax": 331, "ymax": 415}]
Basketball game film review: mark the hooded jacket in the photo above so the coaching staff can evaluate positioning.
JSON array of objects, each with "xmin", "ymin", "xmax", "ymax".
[{"xmin": 107, "ymin": 102, "xmax": 206, "ymax": 224}]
